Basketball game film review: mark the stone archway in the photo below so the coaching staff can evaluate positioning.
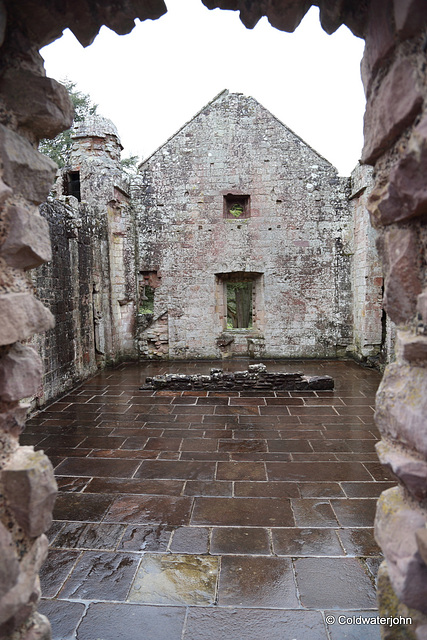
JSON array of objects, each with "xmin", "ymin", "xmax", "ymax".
[{"xmin": 0, "ymin": 1, "xmax": 426, "ymax": 638}]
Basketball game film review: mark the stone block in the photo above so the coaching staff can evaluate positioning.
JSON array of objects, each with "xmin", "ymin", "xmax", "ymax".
[
  {"xmin": 375, "ymin": 486, "xmax": 427, "ymax": 613},
  {"xmin": 0, "ymin": 402, "xmax": 30, "ymax": 438},
  {"xmin": 397, "ymin": 332, "xmax": 427, "ymax": 364},
  {"xmin": 19, "ymin": 612, "xmax": 51, "ymax": 640},
  {"xmin": 362, "ymin": 59, "xmax": 423, "ymax": 164},
  {"xmin": 0, "ymin": 70, "xmax": 73, "ymax": 139},
  {"xmin": 0, "ymin": 534, "xmax": 48, "ymax": 628},
  {"xmin": 379, "ymin": 227, "xmax": 422, "ymax": 325},
  {"xmin": 0, "ymin": 343, "xmax": 43, "ymax": 402},
  {"xmin": 361, "ymin": 0, "xmax": 395, "ymax": 94},
  {"xmin": 1, "ymin": 203, "xmax": 51, "ymax": 269},
  {"xmin": 376, "ymin": 560, "xmax": 420, "ymax": 639},
  {"xmin": 2, "ymin": 447, "xmax": 57, "ymax": 537},
  {"xmin": 369, "ymin": 116, "xmax": 427, "ymax": 225},
  {"xmin": 418, "ymin": 292, "xmax": 427, "ymax": 325},
  {"xmin": 394, "ymin": 0, "xmax": 427, "ymax": 38},
  {"xmin": 0, "ymin": 522, "xmax": 20, "ymax": 600},
  {"xmin": 0, "ymin": 293, "xmax": 54, "ymax": 346},
  {"xmin": 376, "ymin": 440, "xmax": 427, "ymax": 500},
  {"xmin": 375, "ymin": 363, "xmax": 427, "ymax": 457},
  {"xmin": 0, "ymin": 124, "xmax": 57, "ymax": 204},
  {"xmin": 0, "ymin": 178, "xmax": 12, "ymax": 208},
  {"xmin": 416, "ymin": 529, "xmax": 427, "ymax": 566}
]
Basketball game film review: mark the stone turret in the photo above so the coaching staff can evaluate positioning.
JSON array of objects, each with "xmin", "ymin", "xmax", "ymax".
[{"xmin": 70, "ymin": 115, "xmax": 123, "ymax": 165}]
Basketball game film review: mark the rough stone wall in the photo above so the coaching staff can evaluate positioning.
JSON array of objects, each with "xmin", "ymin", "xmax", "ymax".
[
  {"xmin": 349, "ymin": 164, "xmax": 387, "ymax": 366},
  {"xmin": 132, "ymin": 91, "xmax": 353, "ymax": 359},
  {"xmin": 0, "ymin": 10, "xmax": 73, "ymax": 639},
  {"xmin": 358, "ymin": 1, "xmax": 427, "ymax": 637},
  {"xmin": 0, "ymin": 1, "xmax": 167, "ymax": 635},
  {"xmin": 30, "ymin": 198, "xmax": 97, "ymax": 406},
  {"xmin": 30, "ymin": 121, "xmax": 137, "ymax": 406}
]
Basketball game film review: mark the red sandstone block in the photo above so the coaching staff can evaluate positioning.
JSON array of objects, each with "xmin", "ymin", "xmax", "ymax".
[
  {"xmin": 362, "ymin": 58, "xmax": 423, "ymax": 164},
  {"xmin": 361, "ymin": 0, "xmax": 395, "ymax": 95},
  {"xmin": 379, "ymin": 227, "xmax": 422, "ymax": 325},
  {"xmin": 394, "ymin": 0, "xmax": 427, "ymax": 38},
  {"xmin": 369, "ymin": 116, "xmax": 427, "ymax": 225}
]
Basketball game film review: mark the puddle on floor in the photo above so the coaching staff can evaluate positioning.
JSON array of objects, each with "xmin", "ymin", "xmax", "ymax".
[{"xmin": 128, "ymin": 554, "xmax": 219, "ymax": 605}]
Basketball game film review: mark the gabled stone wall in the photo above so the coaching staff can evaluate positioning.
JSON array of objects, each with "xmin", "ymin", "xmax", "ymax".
[{"xmin": 132, "ymin": 91, "xmax": 354, "ymax": 360}]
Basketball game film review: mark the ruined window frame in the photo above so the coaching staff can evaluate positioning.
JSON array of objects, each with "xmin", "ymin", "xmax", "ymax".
[{"xmin": 63, "ymin": 170, "xmax": 81, "ymax": 202}]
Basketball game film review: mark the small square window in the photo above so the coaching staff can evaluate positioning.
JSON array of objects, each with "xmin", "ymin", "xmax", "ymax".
[{"xmin": 224, "ymin": 194, "xmax": 250, "ymax": 219}]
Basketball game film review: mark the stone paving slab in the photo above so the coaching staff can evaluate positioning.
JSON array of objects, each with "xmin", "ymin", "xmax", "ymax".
[{"xmin": 33, "ymin": 359, "xmax": 388, "ymax": 639}]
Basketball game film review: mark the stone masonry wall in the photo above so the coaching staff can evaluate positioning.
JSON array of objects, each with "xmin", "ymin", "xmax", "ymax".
[
  {"xmin": 132, "ymin": 92, "xmax": 353, "ymax": 360},
  {"xmin": 0, "ymin": 2, "xmax": 165, "ymax": 637},
  {"xmin": 349, "ymin": 164, "xmax": 388, "ymax": 366},
  {"xmin": 30, "ymin": 120, "xmax": 138, "ymax": 407},
  {"xmin": 1, "ymin": 1, "xmax": 427, "ymax": 638},
  {"xmin": 359, "ymin": 1, "xmax": 427, "ymax": 637}
]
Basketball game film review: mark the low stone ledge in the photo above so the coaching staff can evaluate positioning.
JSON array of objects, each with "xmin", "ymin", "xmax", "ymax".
[{"xmin": 140, "ymin": 363, "xmax": 334, "ymax": 391}]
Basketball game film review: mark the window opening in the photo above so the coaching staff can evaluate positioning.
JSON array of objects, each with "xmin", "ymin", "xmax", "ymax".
[
  {"xmin": 227, "ymin": 281, "xmax": 253, "ymax": 328},
  {"xmin": 224, "ymin": 194, "xmax": 250, "ymax": 219},
  {"xmin": 138, "ymin": 270, "xmax": 160, "ymax": 314},
  {"xmin": 140, "ymin": 284, "xmax": 155, "ymax": 314},
  {"xmin": 64, "ymin": 171, "xmax": 81, "ymax": 201}
]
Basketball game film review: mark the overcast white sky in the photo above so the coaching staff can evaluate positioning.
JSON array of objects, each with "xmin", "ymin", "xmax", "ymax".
[{"xmin": 41, "ymin": 0, "xmax": 366, "ymax": 176}]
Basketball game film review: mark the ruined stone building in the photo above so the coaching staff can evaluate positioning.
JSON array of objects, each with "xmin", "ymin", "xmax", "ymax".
[
  {"xmin": 32, "ymin": 91, "xmax": 385, "ymax": 404},
  {"xmin": 1, "ymin": 2, "xmax": 427, "ymax": 639}
]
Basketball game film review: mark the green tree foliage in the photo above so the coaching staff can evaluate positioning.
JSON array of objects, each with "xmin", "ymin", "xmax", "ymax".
[
  {"xmin": 227, "ymin": 282, "xmax": 253, "ymax": 328},
  {"xmin": 39, "ymin": 79, "xmax": 98, "ymax": 167},
  {"xmin": 120, "ymin": 154, "xmax": 140, "ymax": 175}
]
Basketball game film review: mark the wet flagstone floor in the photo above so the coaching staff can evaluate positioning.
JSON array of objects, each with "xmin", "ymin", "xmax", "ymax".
[{"xmin": 26, "ymin": 359, "xmax": 393, "ymax": 640}]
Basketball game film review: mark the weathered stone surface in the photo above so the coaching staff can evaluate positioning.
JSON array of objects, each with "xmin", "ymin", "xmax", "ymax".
[
  {"xmin": 134, "ymin": 92, "xmax": 353, "ymax": 360},
  {"xmin": 0, "ymin": 535, "xmax": 48, "ymax": 628},
  {"xmin": 375, "ymin": 364, "xmax": 427, "ymax": 457},
  {"xmin": 141, "ymin": 367, "xmax": 334, "ymax": 391},
  {"xmin": 379, "ymin": 227, "xmax": 422, "ymax": 325},
  {"xmin": 369, "ymin": 116, "xmax": 427, "ymax": 225},
  {"xmin": 0, "ymin": 124, "xmax": 57, "ymax": 204},
  {"xmin": 361, "ymin": 0, "xmax": 395, "ymax": 95},
  {"xmin": 397, "ymin": 332, "xmax": 427, "ymax": 364},
  {"xmin": 18, "ymin": 612, "xmax": 51, "ymax": 640},
  {"xmin": 202, "ymin": 0, "xmax": 310, "ymax": 31},
  {"xmin": 0, "ymin": 70, "xmax": 73, "ymax": 139},
  {"xmin": 0, "ymin": 402, "xmax": 29, "ymax": 439},
  {"xmin": 0, "ymin": 293, "xmax": 54, "ymax": 346},
  {"xmin": 6, "ymin": 0, "xmax": 167, "ymax": 48},
  {"xmin": 0, "ymin": 178, "xmax": 12, "ymax": 207},
  {"xmin": 416, "ymin": 529, "xmax": 427, "ymax": 567},
  {"xmin": 202, "ymin": 0, "xmax": 367, "ymax": 36},
  {"xmin": 376, "ymin": 440, "xmax": 427, "ymax": 500},
  {"xmin": 394, "ymin": 0, "xmax": 427, "ymax": 38},
  {"xmin": 362, "ymin": 59, "xmax": 423, "ymax": 164},
  {"xmin": 376, "ymin": 560, "xmax": 419, "ymax": 640},
  {"xmin": 0, "ymin": 1, "xmax": 6, "ymax": 47},
  {"xmin": 1, "ymin": 203, "xmax": 51, "ymax": 269},
  {"xmin": 375, "ymin": 486, "xmax": 427, "ymax": 613},
  {"xmin": 0, "ymin": 521, "xmax": 20, "ymax": 600},
  {"xmin": 2, "ymin": 447, "xmax": 57, "ymax": 537},
  {"xmin": 418, "ymin": 292, "xmax": 427, "ymax": 325},
  {"xmin": 0, "ymin": 343, "xmax": 43, "ymax": 402}
]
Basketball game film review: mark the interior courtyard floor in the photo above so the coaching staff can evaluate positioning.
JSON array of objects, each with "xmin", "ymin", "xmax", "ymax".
[{"xmin": 25, "ymin": 359, "xmax": 393, "ymax": 640}]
